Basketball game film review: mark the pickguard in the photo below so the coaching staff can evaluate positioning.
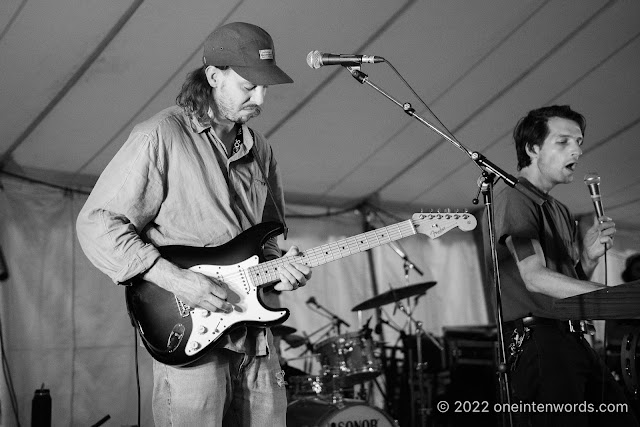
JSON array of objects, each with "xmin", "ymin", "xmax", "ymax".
[{"xmin": 185, "ymin": 256, "xmax": 287, "ymax": 356}]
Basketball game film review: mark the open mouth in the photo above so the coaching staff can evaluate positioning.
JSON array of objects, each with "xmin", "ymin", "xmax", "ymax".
[{"xmin": 565, "ymin": 162, "xmax": 577, "ymax": 172}]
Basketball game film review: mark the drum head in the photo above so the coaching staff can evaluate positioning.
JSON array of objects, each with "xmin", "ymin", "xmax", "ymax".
[{"xmin": 287, "ymin": 398, "xmax": 396, "ymax": 427}]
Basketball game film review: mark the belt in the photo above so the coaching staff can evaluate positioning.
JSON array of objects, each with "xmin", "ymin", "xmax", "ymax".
[{"xmin": 504, "ymin": 316, "xmax": 595, "ymax": 336}]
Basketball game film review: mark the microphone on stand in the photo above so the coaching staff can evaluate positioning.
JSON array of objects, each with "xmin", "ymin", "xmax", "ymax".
[
  {"xmin": 375, "ymin": 318, "xmax": 401, "ymax": 334},
  {"xmin": 584, "ymin": 172, "xmax": 605, "ymax": 219},
  {"xmin": 307, "ymin": 296, "xmax": 351, "ymax": 328},
  {"xmin": 306, "ymin": 50, "xmax": 385, "ymax": 69},
  {"xmin": 333, "ymin": 315, "xmax": 351, "ymax": 328}
]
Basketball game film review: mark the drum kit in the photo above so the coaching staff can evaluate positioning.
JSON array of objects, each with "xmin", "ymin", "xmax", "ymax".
[{"xmin": 278, "ymin": 281, "xmax": 443, "ymax": 427}]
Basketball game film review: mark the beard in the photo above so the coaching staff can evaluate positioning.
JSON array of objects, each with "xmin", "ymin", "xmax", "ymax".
[{"xmin": 213, "ymin": 89, "xmax": 262, "ymax": 124}]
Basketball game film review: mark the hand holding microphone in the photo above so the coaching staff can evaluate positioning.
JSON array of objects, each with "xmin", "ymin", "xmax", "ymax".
[
  {"xmin": 583, "ymin": 173, "xmax": 615, "ymax": 257},
  {"xmin": 584, "ymin": 172, "xmax": 605, "ymax": 219}
]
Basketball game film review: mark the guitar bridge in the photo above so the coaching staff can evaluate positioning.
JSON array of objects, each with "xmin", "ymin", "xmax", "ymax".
[{"xmin": 175, "ymin": 296, "xmax": 191, "ymax": 317}]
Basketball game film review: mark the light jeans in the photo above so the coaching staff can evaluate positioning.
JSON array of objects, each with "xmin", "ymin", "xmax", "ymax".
[{"xmin": 152, "ymin": 348, "xmax": 287, "ymax": 426}]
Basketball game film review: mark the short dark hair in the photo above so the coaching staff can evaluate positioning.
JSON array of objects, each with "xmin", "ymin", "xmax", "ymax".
[
  {"xmin": 175, "ymin": 66, "xmax": 230, "ymax": 123},
  {"xmin": 622, "ymin": 253, "xmax": 640, "ymax": 283},
  {"xmin": 513, "ymin": 105, "xmax": 586, "ymax": 170}
]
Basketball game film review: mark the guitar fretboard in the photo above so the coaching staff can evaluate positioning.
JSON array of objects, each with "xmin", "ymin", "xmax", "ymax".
[{"xmin": 248, "ymin": 219, "xmax": 416, "ymax": 286}]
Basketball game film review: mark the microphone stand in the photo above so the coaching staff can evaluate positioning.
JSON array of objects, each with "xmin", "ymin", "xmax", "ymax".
[
  {"xmin": 309, "ymin": 300, "xmax": 351, "ymax": 335},
  {"xmin": 370, "ymin": 208, "xmax": 425, "ymax": 278},
  {"xmin": 343, "ymin": 65, "xmax": 549, "ymax": 427}
]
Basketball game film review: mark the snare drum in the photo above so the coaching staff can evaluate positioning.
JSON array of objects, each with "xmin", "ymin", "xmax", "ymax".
[
  {"xmin": 287, "ymin": 397, "xmax": 397, "ymax": 427},
  {"xmin": 314, "ymin": 331, "xmax": 381, "ymax": 386}
]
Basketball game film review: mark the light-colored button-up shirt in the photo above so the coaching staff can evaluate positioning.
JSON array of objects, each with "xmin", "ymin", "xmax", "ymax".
[{"xmin": 76, "ymin": 105, "xmax": 285, "ymax": 355}]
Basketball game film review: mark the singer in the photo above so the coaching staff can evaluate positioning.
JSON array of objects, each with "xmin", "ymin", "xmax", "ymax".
[
  {"xmin": 483, "ymin": 105, "xmax": 637, "ymax": 426},
  {"xmin": 76, "ymin": 22, "xmax": 312, "ymax": 426}
]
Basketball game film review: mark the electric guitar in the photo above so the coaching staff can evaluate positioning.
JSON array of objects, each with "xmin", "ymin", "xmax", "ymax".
[{"xmin": 125, "ymin": 211, "xmax": 477, "ymax": 366}]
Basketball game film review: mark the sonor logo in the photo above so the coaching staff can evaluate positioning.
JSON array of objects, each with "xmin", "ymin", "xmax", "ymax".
[{"xmin": 330, "ymin": 419, "xmax": 380, "ymax": 427}]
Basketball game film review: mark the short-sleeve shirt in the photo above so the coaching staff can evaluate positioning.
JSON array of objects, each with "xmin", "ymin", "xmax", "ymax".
[{"xmin": 484, "ymin": 178, "xmax": 581, "ymax": 321}]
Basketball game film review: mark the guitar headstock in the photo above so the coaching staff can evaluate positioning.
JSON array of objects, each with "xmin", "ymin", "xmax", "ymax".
[{"xmin": 411, "ymin": 211, "xmax": 477, "ymax": 239}]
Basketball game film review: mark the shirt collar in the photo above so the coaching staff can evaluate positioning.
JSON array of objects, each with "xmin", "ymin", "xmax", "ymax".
[
  {"xmin": 190, "ymin": 113, "xmax": 210, "ymax": 134},
  {"xmin": 187, "ymin": 110, "xmax": 255, "ymax": 156}
]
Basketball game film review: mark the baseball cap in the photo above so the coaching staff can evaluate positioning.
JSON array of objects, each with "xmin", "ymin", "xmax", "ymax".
[{"xmin": 203, "ymin": 22, "xmax": 293, "ymax": 85}]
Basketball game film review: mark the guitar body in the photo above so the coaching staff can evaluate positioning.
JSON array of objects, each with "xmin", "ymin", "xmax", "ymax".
[{"xmin": 125, "ymin": 222, "xmax": 288, "ymax": 366}]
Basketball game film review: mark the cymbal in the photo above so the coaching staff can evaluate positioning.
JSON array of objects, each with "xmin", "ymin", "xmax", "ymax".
[
  {"xmin": 270, "ymin": 325, "xmax": 297, "ymax": 337},
  {"xmin": 352, "ymin": 281, "xmax": 436, "ymax": 311},
  {"xmin": 282, "ymin": 334, "xmax": 307, "ymax": 348}
]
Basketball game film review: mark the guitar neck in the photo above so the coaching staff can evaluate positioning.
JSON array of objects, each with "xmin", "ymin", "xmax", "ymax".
[{"xmin": 249, "ymin": 219, "xmax": 417, "ymax": 287}]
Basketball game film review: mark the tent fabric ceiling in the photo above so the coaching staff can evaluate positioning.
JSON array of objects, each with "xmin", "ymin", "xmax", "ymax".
[{"xmin": 1, "ymin": 0, "xmax": 639, "ymax": 229}]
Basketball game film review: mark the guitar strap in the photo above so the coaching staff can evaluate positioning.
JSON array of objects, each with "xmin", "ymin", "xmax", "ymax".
[{"xmin": 247, "ymin": 127, "xmax": 288, "ymax": 240}]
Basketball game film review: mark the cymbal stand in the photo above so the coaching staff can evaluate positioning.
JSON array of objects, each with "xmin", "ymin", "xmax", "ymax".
[
  {"xmin": 394, "ymin": 299, "xmax": 443, "ymax": 427},
  {"xmin": 286, "ymin": 321, "xmax": 334, "ymax": 373}
]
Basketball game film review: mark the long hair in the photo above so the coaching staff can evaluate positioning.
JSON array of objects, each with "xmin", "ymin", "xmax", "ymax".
[
  {"xmin": 176, "ymin": 67, "xmax": 215, "ymax": 123},
  {"xmin": 513, "ymin": 105, "xmax": 586, "ymax": 171}
]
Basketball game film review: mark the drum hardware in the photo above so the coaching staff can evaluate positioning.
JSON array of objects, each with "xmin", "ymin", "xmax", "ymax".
[
  {"xmin": 621, "ymin": 329, "xmax": 640, "ymax": 398},
  {"xmin": 353, "ymin": 279, "xmax": 441, "ymax": 427},
  {"xmin": 285, "ymin": 307, "xmax": 339, "ymax": 374},
  {"xmin": 400, "ymin": 305, "xmax": 440, "ymax": 427},
  {"xmin": 307, "ymin": 296, "xmax": 351, "ymax": 335},
  {"xmin": 315, "ymin": 330, "xmax": 382, "ymax": 386}
]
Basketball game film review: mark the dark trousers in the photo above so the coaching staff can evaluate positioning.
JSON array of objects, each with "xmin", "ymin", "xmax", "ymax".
[{"xmin": 508, "ymin": 323, "xmax": 638, "ymax": 427}]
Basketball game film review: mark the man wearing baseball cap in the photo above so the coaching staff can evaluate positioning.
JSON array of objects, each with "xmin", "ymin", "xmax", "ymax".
[{"xmin": 77, "ymin": 22, "xmax": 311, "ymax": 425}]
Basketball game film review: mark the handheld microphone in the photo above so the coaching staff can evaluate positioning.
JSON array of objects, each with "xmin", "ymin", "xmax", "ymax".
[
  {"xmin": 584, "ymin": 173, "xmax": 605, "ymax": 219},
  {"xmin": 306, "ymin": 296, "xmax": 317, "ymax": 306},
  {"xmin": 306, "ymin": 50, "xmax": 385, "ymax": 69}
]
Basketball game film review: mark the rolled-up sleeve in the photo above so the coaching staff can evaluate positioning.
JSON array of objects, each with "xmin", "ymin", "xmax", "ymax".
[{"xmin": 76, "ymin": 129, "xmax": 165, "ymax": 284}]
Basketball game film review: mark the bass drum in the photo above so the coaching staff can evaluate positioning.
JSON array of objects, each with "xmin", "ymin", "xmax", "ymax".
[{"xmin": 287, "ymin": 397, "xmax": 397, "ymax": 427}]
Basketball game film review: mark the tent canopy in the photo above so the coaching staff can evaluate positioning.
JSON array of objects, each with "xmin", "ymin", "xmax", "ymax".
[{"xmin": 1, "ymin": 0, "xmax": 639, "ymax": 228}]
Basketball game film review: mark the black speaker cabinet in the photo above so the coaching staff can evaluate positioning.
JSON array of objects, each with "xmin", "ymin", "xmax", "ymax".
[{"xmin": 442, "ymin": 325, "xmax": 499, "ymax": 427}]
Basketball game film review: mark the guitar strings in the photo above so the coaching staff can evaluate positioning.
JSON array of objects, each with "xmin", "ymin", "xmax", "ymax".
[{"xmin": 244, "ymin": 220, "xmax": 416, "ymax": 287}]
